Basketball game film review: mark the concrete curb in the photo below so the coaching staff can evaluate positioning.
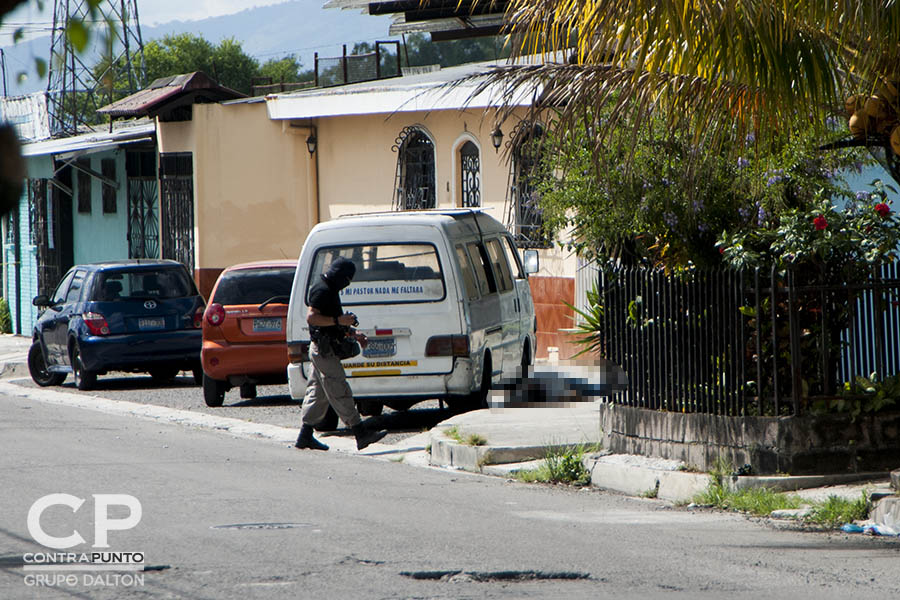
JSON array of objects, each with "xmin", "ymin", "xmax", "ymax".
[
  {"xmin": 725, "ymin": 472, "xmax": 891, "ymax": 493},
  {"xmin": 584, "ymin": 454, "xmax": 710, "ymax": 502},
  {"xmin": 428, "ymin": 436, "xmax": 549, "ymax": 471},
  {"xmin": 871, "ymin": 497, "xmax": 900, "ymax": 529}
]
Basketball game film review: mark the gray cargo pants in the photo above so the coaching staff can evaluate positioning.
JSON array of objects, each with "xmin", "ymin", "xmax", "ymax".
[{"xmin": 300, "ymin": 340, "xmax": 362, "ymax": 428}]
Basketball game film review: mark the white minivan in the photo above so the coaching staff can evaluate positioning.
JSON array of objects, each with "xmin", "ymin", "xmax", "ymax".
[{"xmin": 285, "ymin": 209, "xmax": 537, "ymax": 415}]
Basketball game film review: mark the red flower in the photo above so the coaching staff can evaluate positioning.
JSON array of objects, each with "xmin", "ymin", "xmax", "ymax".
[
  {"xmin": 813, "ymin": 215, "xmax": 828, "ymax": 231},
  {"xmin": 875, "ymin": 202, "xmax": 891, "ymax": 218}
]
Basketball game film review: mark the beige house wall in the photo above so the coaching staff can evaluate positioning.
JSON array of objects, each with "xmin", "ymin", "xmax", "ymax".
[
  {"xmin": 157, "ymin": 99, "xmax": 576, "ymax": 356},
  {"xmin": 158, "ymin": 103, "xmax": 315, "ymax": 293},
  {"xmin": 314, "ymin": 109, "xmax": 574, "ymax": 280}
]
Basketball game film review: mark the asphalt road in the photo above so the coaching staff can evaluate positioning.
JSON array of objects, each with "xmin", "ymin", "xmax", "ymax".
[
  {"xmin": 10, "ymin": 374, "xmax": 454, "ymax": 446},
  {"xmin": 2, "ymin": 393, "xmax": 899, "ymax": 600}
]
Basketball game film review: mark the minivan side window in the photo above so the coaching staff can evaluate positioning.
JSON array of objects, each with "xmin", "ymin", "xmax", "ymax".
[
  {"xmin": 455, "ymin": 245, "xmax": 480, "ymax": 301},
  {"xmin": 486, "ymin": 238, "xmax": 513, "ymax": 292},
  {"xmin": 503, "ymin": 235, "xmax": 526, "ymax": 279},
  {"xmin": 65, "ymin": 271, "xmax": 86, "ymax": 303},
  {"xmin": 467, "ymin": 242, "xmax": 496, "ymax": 295}
]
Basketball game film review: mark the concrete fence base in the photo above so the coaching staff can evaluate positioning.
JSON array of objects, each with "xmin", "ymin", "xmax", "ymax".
[{"xmin": 598, "ymin": 404, "xmax": 900, "ymax": 475}]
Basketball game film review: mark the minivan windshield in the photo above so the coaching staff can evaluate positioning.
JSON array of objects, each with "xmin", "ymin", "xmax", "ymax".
[
  {"xmin": 308, "ymin": 243, "xmax": 445, "ymax": 305},
  {"xmin": 93, "ymin": 268, "xmax": 194, "ymax": 301}
]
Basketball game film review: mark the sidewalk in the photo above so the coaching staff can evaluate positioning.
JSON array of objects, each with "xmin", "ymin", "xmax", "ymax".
[
  {"xmin": 1, "ymin": 332, "xmax": 897, "ymax": 533},
  {"xmin": 0, "ymin": 334, "xmax": 31, "ymax": 378}
]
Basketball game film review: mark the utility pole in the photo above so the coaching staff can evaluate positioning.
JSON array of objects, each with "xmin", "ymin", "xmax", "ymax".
[{"xmin": 46, "ymin": 0, "xmax": 146, "ymax": 135}]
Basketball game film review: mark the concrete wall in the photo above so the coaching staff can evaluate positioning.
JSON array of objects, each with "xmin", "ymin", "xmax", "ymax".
[{"xmin": 599, "ymin": 403, "xmax": 900, "ymax": 475}]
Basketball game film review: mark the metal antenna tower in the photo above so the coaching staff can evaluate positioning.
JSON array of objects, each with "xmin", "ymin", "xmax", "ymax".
[{"xmin": 46, "ymin": 0, "xmax": 146, "ymax": 135}]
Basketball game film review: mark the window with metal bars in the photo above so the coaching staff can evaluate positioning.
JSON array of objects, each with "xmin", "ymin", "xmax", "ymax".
[
  {"xmin": 459, "ymin": 140, "xmax": 481, "ymax": 208},
  {"xmin": 392, "ymin": 126, "xmax": 435, "ymax": 210},
  {"xmin": 507, "ymin": 123, "xmax": 549, "ymax": 248}
]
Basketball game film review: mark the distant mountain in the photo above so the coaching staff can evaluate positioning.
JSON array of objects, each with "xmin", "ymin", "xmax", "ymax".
[{"xmin": 1, "ymin": 0, "xmax": 394, "ymax": 96}]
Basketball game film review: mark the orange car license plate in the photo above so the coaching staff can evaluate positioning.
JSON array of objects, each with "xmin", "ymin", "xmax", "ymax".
[{"xmin": 253, "ymin": 317, "xmax": 282, "ymax": 332}]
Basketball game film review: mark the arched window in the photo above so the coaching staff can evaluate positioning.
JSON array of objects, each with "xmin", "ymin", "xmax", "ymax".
[
  {"xmin": 392, "ymin": 126, "xmax": 435, "ymax": 210},
  {"xmin": 459, "ymin": 140, "xmax": 481, "ymax": 207},
  {"xmin": 507, "ymin": 122, "xmax": 548, "ymax": 247}
]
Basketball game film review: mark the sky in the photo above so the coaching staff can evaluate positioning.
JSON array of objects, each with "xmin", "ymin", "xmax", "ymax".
[{"xmin": 0, "ymin": 0, "xmax": 292, "ymax": 45}]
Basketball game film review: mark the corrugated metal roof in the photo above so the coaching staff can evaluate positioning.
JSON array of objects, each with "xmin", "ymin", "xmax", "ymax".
[
  {"xmin": 96, "ymin": 72, "xmax": 246, "ymax": 118},
  {"xmin": 21, "ymin": 121, "xmax": 156, "ymax": 157},
  {"xmin": 265, "ymin": 59, "xmax": 539, "ymax": 120}
]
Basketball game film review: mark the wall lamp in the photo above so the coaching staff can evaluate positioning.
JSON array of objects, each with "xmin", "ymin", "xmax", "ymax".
[
  {"xmin": 306, "ymin": 134, "xmax": 317, "ymax": 155},
  {"xmin": 490, "ymin": 126, "xmax": 504, "ymax": 151}
]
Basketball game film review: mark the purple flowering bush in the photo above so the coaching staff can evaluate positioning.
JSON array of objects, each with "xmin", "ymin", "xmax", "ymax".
[{"xmin": 533, "ymin": 114, "xmax": 867, "ymax": 269}]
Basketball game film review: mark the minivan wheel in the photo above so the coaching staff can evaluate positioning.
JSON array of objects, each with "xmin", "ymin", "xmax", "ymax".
[
  {"xmin": 203, "ymin": 374, "xmax": 227, "ymax": 407},
  {"xmin": 358, "ymin": 400, "xmax": 383, "ymax": 417},
  {"xmin": 314, "ymin": 406, "xmax": 339, "ymax": 432},
  {"xmin": 71, "ymin": 344, "xmax": 97, "ymax": 391},
  {"xmin": 28, "ymin": 342, "xmax": 65, "ymax": 387},
  {"xmin": 465, "ymin": 355, "xmax": 492, "ymax": 411}
]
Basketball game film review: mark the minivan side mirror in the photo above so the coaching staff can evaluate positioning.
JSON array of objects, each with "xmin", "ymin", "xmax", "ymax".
[
  {"xmin": 32, "ymin": 294, "xmax": 51, "ymax": 307},
  {"xmin": 522, "ymin": 250, "xmax": 539, "ymax": 274}
]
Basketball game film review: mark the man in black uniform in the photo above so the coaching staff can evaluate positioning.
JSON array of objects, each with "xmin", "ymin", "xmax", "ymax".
[{"xmin": 295, "ymin": 257, "xmax": 386, "ymax": 451}]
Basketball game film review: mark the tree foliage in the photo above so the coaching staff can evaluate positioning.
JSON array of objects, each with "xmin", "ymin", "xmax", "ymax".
[
  {"xmin": 534, "ymin": 108, "xmax": 870, "ymax": 269},
  {"xmin": 467, "ymin": 1, "xmax": 900, "ymax": 185},
  {"xmin": 142, "ymin": 34, "xmax": 260, "ymax": 94}
]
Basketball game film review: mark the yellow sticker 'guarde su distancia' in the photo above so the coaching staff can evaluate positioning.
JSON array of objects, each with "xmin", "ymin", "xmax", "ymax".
[{"xmin": 347, "ymin": 360, "xmax": 417, "ymax": 377}]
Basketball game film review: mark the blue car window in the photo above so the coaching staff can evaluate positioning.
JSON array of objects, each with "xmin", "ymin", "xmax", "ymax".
[
  {"xmin": 51, "ymin": 270, "xmax": 76, "ymax": 305},
  {"xmin": 94, "ymin": 268, "xmax": 193, "ymax": 300},
  {"xmin": 64, "ymin": 271, "xmax": 86, "ymax": 303}
]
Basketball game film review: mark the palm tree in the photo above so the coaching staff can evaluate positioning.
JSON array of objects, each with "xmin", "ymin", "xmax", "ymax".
[{"xmin": 471, "ymin": 1, "xmax": 900, "ymax": 183}]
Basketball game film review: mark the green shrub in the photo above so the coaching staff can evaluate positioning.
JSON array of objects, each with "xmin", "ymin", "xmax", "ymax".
[{"xmin": 0, "ymin": 298, "xmax": 11, "ymax": 334}]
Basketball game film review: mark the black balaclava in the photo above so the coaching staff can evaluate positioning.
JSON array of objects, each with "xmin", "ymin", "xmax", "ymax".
[{"xmin": 323, "ymin": 257, "xmax": 356, "ymax": 291}]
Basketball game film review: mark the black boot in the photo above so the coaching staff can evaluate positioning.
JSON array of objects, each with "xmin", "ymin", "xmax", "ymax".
[
  {"xmin": 294, "ymin": 424, "xmax": 329, "ymax": 451},
  {"xmin": 352, "ymin": 423, "xmax": 386, "ymax": 451}
]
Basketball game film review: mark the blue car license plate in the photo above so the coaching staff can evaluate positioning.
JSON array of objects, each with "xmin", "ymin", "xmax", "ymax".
[
  {"xmin": 253, "ymin": 317, "xmax": 282, "ymax": 332},
  {"xmin": 138, "ymin": 317, "xmax": 165, "ymax": 330},
  {"xmin": 363, "ymin": 337, "xmax": 396, "ymax": 358}
]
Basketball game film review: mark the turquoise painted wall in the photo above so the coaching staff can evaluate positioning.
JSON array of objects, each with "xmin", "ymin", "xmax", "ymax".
[
  {"xmin": 5, "ymin": 151, "xmax": 130, "ymax": 335},
  {"xmin": 6, "ymin": 155, "xmax": 54, "ymax": 335},
  {"xmin": 72, "ymin": 149, "xmax": 129, "ymax": 265}
]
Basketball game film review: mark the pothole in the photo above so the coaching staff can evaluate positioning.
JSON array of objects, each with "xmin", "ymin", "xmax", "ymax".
[
  {"xmin": 211, "ymin": 522, "xmax": 312, "ymax": 530},
  {"xmin": 0, "ymin": 555, "xmax": 27, "ymax": 569},
  {"xmin": 400, "ymin": 570, "xmax": 593, "ymax": 582}
]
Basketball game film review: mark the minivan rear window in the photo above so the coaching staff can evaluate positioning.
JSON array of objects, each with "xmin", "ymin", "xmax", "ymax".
[
  {"xmin": 93, "ymin": 268, "xmax": 195, "ymax": 301},
  {"xmin": 309, "ymin": 243, "xmax": 445, "ymax": 305},
  {"xmin": 213, "ymin": 267, "xmax": 295, "ymax": 305}
]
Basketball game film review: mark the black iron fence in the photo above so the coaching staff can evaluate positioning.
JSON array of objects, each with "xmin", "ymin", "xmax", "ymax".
[{"xmin": 594, "ymin": 263, "xmax": 900, "ymax": 416}]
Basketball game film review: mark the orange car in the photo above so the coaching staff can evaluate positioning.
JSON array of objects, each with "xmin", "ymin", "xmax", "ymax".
[{"xmin": 201, "ymin": 260, "xmax": 296, "ymax": 406}]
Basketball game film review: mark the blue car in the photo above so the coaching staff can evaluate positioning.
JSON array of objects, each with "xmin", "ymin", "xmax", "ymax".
[{"xmin": 28, "ymin": 260, "xmax": 205, "ymax": 390}]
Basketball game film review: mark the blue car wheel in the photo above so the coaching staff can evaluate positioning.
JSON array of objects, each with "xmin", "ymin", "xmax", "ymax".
[{"xmin": 71, "ymin": 344, "xmax": 97, "ymax": 391}]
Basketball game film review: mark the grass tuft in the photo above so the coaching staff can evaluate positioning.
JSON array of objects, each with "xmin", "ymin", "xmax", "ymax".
[
  {"xmin": 444, "ymin": 426, "xmax": 487, "ymax": 446},
  {"xmin": 514, "ymin": 444, "xmax": 591, "ymax": 485},
  {"xmin": 693, "ymin": 456, "xmax": 871, "ymax": 527}
]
